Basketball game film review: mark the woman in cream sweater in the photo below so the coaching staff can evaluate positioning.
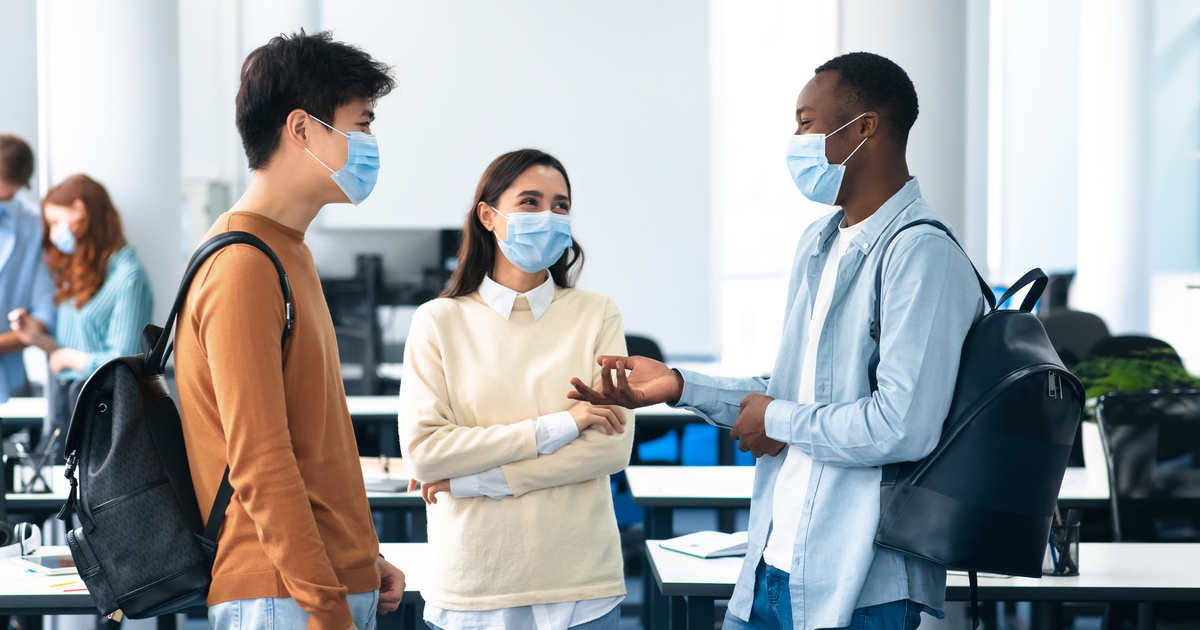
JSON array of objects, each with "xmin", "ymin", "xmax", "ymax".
[{"xmin": 399, "ymin": 149, "xmax": 635, "ymax": 630}]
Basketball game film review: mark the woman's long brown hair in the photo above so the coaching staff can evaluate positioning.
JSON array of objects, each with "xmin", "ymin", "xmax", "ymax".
[
  {"xmin": 42, "ymin": 174, "xmax": 128, "ymax": 307},
  {"xmin": 441, "ymin": 149, "xmax": 584, "ymax": 298}
]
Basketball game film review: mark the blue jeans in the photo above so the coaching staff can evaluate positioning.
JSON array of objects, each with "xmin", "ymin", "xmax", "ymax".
[
  {"xmin": 722, "ymin": 563, "xmax": 924, "ymax": 630},
  {"xmin": 209, "ymin": 589, "xmax": 379, "ymax": 630}
]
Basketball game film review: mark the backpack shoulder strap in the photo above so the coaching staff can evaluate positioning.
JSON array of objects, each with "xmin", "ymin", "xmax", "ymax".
[
  {"xmin": 867, "ymin": 219, "xmax": 994, "ymax": 393},
  {"xmin": 144, "ymin": 231, "xmax": 294, "ymax": 375},
  {"xmin": 145, "ymin": 231, "xmax": 294, "ymax": 563}
]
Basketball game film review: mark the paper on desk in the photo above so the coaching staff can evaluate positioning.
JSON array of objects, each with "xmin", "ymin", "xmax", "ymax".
[
  {"xmin": 660, "ymin": 531, "xmax": 749, "ymax": 559},
  {"xmin": 947, "ymin": 570, "xmax": 1012, "ymax": 580}
]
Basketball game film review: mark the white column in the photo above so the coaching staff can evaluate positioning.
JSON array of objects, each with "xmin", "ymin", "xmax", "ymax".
[
  {"xmin": 243, "ymin": 0, "xmax": 320, "ymax": 56},
  {"xmin": 40, "ymin": 0, "xmax": 181, "ymax": 324},
  {"xmin": 1073, "ymin": 0, "xmax": 1152, "ymax": 334},
  {"xmin": 839, "ymin": 0, "xmax": 969, "ymax": 237},
  {"xmin": 0, "ymin": 0, "xmax": 40, "ymax": 197}
]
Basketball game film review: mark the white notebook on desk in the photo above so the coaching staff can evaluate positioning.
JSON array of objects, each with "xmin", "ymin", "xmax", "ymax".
[{"xmin": 659, "ymin": 531, "xmax": 749, "ymax": 559}]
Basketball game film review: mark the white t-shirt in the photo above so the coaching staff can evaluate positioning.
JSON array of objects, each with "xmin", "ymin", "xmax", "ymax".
[{"xmin": 763, "ymin": 217, "xmax": 868, "ymax": 572}]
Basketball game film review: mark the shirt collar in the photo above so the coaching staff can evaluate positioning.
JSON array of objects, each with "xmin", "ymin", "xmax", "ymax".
[
  {"xmin": 478, "ymin": 273, "xmax": 556, "ymax": 321},
  {"xmin": 817, "ymin": 177, "xmax": 923, "ymax": 255}
]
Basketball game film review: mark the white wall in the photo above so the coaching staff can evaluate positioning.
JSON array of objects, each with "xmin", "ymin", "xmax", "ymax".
[
  {"xmin": 840, "ymin": 0, "xmax": 969, "ymax": 237},
  {"xmin": 317, "ymin": 0, "xmax": 716, "ymax": 358},
  {"xmin": 990, "ymin": 0, "xmax": 1081, "ymax": 285},
  {"xmin": 0, "ymin": 0, "xmax": 40, "ymax": 198},
  {"xmin": 41, "ymin": 0, "xmax": 182, "ymax": 324},
  {"xmin": 708, "ymin": 0, "xmax": 838, "ymax": 374}
]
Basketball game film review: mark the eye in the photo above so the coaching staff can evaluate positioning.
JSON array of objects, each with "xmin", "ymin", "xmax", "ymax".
[
  {"xmin": 554, "ymin": 202, "xmax": 570, "ymax": 212},
  {"xmin": 800, "ymin": 119, "xmax": 812, "ymax": 127},
  {"xmin": 520, "ymin": 198, "xmax": 538, "ymax": 206}
]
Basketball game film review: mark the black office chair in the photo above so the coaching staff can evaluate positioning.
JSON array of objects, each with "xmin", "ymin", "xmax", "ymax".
[
  {"xmin": 1042, "ymin": 309, "xmax": 1110, "ymax": 369},
  {"xmin": 1093, "ymin": 390, "xmax": 1200, "ymax": 629},
  {"xmin": 624, "ymin": 335, "xmax": 675, "ymax": 465},
  {"xmin": 1094, "ymin": 390, "xmax": 1200, "ymax": 543}
]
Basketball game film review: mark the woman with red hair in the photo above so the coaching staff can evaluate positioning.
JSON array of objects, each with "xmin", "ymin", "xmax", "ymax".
[{"xmin": 10, "ymin": 174, "xmax": 152, "ymax": 440}]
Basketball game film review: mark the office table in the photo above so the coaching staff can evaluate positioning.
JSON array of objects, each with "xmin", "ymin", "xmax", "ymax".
[
  {"xmin": 0, "ymin": 543, "xmax": 428, "ymax": 630},
  {"xmin": 628, "ymin": 465, "xmax": 1110, "ymax": 630},
  {"xmin": 646, "ymin": 541, "xmax": 1200, "ymax": 630},
  {"xmin": 0, "ymin": 398, "xmax": 47, "ymax": 434}
]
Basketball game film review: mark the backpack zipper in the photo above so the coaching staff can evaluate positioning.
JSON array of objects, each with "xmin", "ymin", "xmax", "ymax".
[{"xmin": 1048, "ymin": 372, "xmax": 1059, "ymax": 399}]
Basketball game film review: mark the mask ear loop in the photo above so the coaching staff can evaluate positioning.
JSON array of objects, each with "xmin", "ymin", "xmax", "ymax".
[
  {"xmin": 829, "ymin": 112, "xmax": 868, "ymax": 136},
  {"xmin": 304, "ymin": 113, "xmax": 348, "ymax": 173},
  {"xmin": 841, "ymin": 136, "xmax": 869, "ymax": 166}
]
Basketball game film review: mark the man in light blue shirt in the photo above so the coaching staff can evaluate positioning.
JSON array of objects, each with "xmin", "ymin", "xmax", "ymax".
[
  {"xmin": 570, "ymin": 53, "xmax": 985, "ymax": 630},
  {"xmin": 0, "ymin": 135, "xmax": 56, "ymax": 403}
]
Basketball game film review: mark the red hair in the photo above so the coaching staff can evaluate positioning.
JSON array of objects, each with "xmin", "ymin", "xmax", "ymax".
[{"xmin": 42, "ymin": 174, "xmax": 128, "ymax": 307}]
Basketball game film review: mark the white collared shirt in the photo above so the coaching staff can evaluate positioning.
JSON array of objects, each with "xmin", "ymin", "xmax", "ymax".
[
  {"xmin": 427, "ymin": 273, "xmax": 624, "ymax": 630},
  {"xmin": 478, "ymin": 272, "xmax": 557, "ymax": 321}
]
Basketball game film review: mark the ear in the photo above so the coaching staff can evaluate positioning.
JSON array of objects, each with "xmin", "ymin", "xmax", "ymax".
[
  {"xmin": 859, "ymin": 112, "xmax": 880, "ymax": 138},
  {"xmin": 284, "ymin": 109, "xmax": 311, "ymax": 149},
  {"xmin": 71, "ymin": 199, "xmax": 87, "ymax": 215},
  {"xmin": 477, "ymin": 201, "xmax": 496, "ymax": 232}
]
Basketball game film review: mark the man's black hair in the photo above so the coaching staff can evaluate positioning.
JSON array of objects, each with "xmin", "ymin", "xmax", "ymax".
[
  {"xmin": 236, "ymin": 30, "xmax": 395, "ymax": 170},
  {"xmin": 815, "ymin": 52, "xmax": 919, "ymax": 146}
]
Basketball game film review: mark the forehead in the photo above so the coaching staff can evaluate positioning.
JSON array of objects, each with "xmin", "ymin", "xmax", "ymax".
[
  {"xmin": 43, "ymin": 203, "xmax": 80, "ymax": 218},
  {"xmin": 796, "ymin": 70, "xmax": 842, "ymax": 114},
  {"xmin": 333, "ymin": 96, "xmax": 373, "ymax": 119},
  {"xmin": 507, "ymin": 165, "xmax": 569, "ymax": 196}
]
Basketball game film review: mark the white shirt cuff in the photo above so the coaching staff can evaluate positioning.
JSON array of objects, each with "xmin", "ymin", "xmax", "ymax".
[
  {"xmin": 449, "ymin": 474, "xmax": 481, "ymax": 498},
  {"xmin": 534, "ymin": 411, "xmax": 580, "ymax": 454}
]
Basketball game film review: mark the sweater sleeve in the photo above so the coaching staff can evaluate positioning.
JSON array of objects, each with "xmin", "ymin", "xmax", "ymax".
[
  {"xmin": 501, "ymin": 298, "xmax": 634, "ymax": 497},
  {"xmin": 193, "ymin": 246, "xmax": 353, "ymax": 630},
  {"xmin": 398, "ymin": 303, "xmax": 540, "ymax": 482}
]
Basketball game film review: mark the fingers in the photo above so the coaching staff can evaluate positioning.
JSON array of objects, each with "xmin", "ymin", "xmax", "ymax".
[
  {"xmin": 615, "ymin": 359, "xmax": 631, "ymax": 395},
  {"xmin": 603, "ymin": 405, "xmax": 627, "ymax": 426},
  {"xmin": 570, "ymin": 378, "xmax": 608, "ymax": 405},
  {"xmin": 407, "ymin": 479, "xmax": 418, "ymax": 492},
  {"xmin": 596, "ymin": 356, "xmax": 628, "ymax": 368},
  {"xmin": 599, "ymin": 363, "xmax": 616, "ymax": 399},
  {"xmin": 594, "ymin": 406, "xmax": 622, "ymax": 435}
]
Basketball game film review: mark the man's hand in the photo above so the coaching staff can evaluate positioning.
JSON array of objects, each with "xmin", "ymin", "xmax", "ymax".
[
  {"xmin": 376, "ymin": 556, "xmax": 405, "ymax": 614},
  {"xmin": 568, "ymin": 401, "xmax": 626, "ymax": 435},
  {"xmin": 568, "ymin": 355, "xmax": 684, "ymax": 409},
  {"xmin": 730, "ymin": 393, "xmax": 786, "ymax": 458}
]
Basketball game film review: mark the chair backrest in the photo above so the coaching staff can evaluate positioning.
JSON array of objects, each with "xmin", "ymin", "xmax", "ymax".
[
  {"xmin": 1041, "ymin": 309, "xmax": 1110, "ymax": 365},
  {"xmin": 625, "ymin": 335, "xmax": 665, "ymax": 363},
  {"xmin": 1086, "ymin": 335, "xmax": 1181, "ymax": 365},
  {"xmin": 1094, "ymin": 390, "xmax": 1200, "ymax": 542}
]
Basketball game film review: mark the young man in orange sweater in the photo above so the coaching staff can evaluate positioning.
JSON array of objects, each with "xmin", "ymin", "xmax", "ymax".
[{"xmin": 175, "ymin": 31, "xmax": 402, "ymax": 630}]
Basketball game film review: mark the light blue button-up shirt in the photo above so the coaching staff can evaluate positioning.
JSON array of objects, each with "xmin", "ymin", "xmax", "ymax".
[
  {"xmin": 0, "ymin": 194, "xmax": 56, "ymax": 401},
  {"xmin": 674, "ymin": 178, "xmax": 985, "ymax": 630}
]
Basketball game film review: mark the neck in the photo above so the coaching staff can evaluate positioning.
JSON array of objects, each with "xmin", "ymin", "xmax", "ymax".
[
  {"xmin": 230, "ymin": 169, "xmax": 326, "ymax": 234},
  {"xmin": 839, "ymin": 156, "xmax": 910, "ymax": 227},
  {"xmin": 491, "ymin": 252, "xmax": 548, "ymax": 294}
]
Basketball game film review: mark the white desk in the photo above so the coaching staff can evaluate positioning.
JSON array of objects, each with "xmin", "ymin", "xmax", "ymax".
[
  {"xmin": 646, "ymin": 542, "xmax": 1200, "ymax": 630},
  {"xmin": 629, "ymin": 464, "xmax": 1112, "ymax": 630},
  {"xmin": 0, "ymin": 544, "xmax": 430, "ymax": 628}
]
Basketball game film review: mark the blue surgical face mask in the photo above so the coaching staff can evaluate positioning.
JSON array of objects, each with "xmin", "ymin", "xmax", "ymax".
[
  {"xmin": 786, "ymin": 112, "xmax": 869, "ymax": 206},
  {"xmin": 51, "ymin": 224, "xmax": 76, "ymax": 255},
  {"xmin": 491, "ymin": 206, "xmax": 573, "ymax": 274},
  {"xmin": 306, "ymin": 115, "xmax": 380, "ymax": 205}
]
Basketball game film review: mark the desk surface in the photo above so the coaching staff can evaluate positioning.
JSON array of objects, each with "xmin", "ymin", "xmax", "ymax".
[
  {"xmin": 626, "ymin": 465, "xmax": 1109, "ymax": 507},
  {"xmin": 0, "ymin": 543, "xmax": 430, "ymax": 614},
  {"xmin": 647, "ymin": 542, "xmax": 1200, "ymax": 602}
]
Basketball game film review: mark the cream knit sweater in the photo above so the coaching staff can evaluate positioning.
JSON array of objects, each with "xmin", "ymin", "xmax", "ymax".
[{"xmin": 398, "ymin": 287, "xmax": 634, "ymax": 611}]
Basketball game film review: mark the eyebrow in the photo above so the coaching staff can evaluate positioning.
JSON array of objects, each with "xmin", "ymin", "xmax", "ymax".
[
  {"xmin": 515, "ymin": 190, "xmax": 543, "ymax": 198},
  {"xmin": 796, "ymin": 106, "xmax": 814, "ymax": 116},
  {"xmin": 552, "ymin": 194, "xmax": 570, "ymax": 202}
]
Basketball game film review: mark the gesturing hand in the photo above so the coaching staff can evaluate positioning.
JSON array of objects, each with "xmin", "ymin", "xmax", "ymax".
[
  {"xmin": 568, "ymin": 355, "xmax": 685, "ymax": 409},
  {"xmin": 730, "ymin": 393, "xmax": 786, "ymax": 458},
  {"xmin": 569, "ymin": 401, "xmax": 627, "ymax": 435}
]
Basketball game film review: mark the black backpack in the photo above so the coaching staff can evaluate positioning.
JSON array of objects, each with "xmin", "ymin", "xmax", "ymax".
[
  {"xmin": 58, "ymin": 232, "xmax": 293, "ymax": 619},
  {"xmin": 866, "ymin": 221, "xmax": 1084, "ymax": 620}
]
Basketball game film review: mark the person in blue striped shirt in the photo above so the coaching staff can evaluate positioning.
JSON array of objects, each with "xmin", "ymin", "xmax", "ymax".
[{"xmin": 10, "ymin": 174, "xmax": 153, "ymax": 445}]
